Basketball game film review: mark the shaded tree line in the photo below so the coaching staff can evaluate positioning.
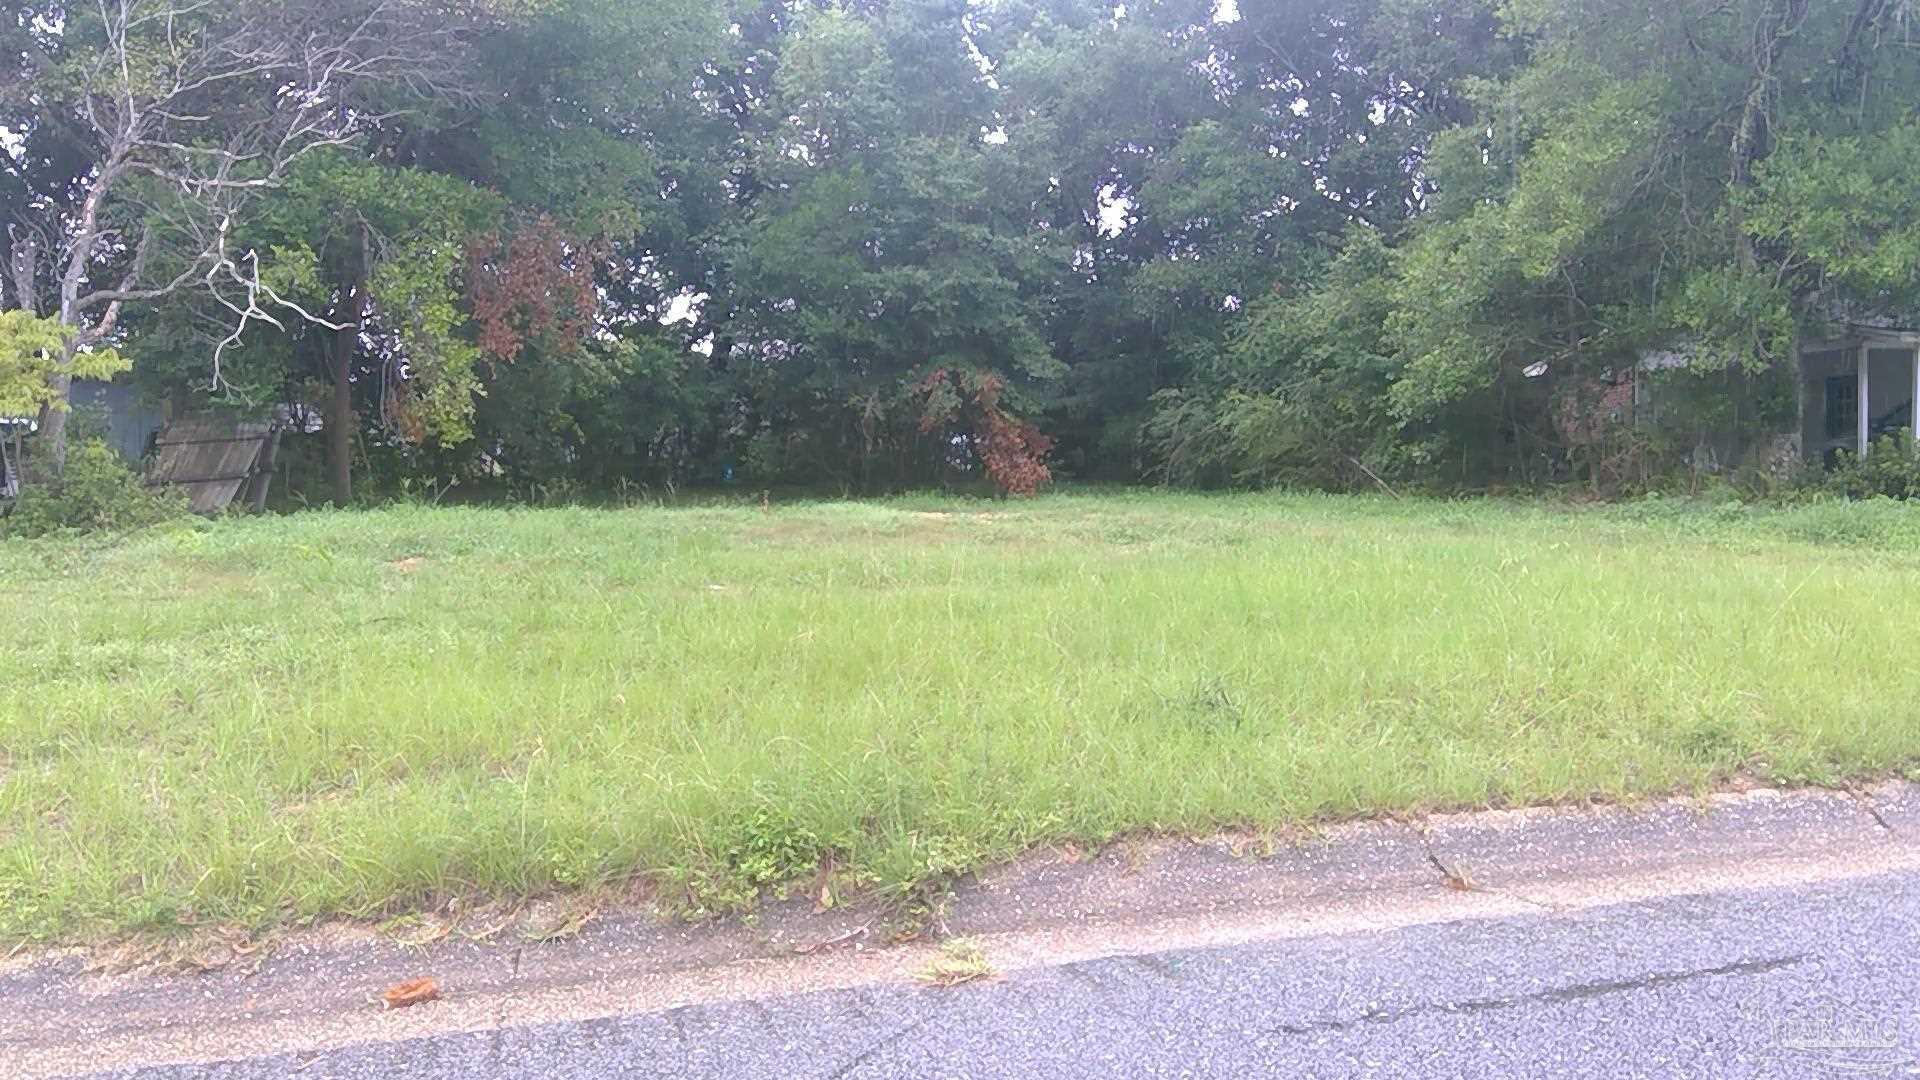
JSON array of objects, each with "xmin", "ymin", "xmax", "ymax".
[{"xmin": 6, "ymin": 0, "xmax": 1920, "ymax": 502}]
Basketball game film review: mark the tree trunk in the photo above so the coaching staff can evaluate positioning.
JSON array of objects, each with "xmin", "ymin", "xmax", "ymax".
[
  {"xmin": 7, "ymin": 228, "xmax": 39, "ymax": 316},
  {"xmin": 36, "ymin": 369, "xmax": 73, "ymax": 477},
  {"xmin": 1729, "ymin": 0, "xmax": 1811, "ymax": 270},
  {"xmin": 1835, "ymin": 0, "xmax": 1895, "ymax": 99},
  {"xmin": 6, "ymin": 232, "xmax": 47, "ymax": 487},
  {"xmin": 328, "ymin": 317, "xmax": 357, "ymax": 507},
  {"xmin": 44, "ymin": 162, "xmax": 123, "ymax": 479}
]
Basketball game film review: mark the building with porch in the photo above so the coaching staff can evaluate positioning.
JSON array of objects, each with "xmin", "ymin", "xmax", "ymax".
[{"xmin": 1799, "ymin": 325, "xmax": 1920, "ymax": 463}]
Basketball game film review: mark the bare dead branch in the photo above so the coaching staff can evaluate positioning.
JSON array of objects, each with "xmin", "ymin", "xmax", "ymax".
[{"xmin": 21, "ymin": 0, "xmax": 482, "ymax": 425}]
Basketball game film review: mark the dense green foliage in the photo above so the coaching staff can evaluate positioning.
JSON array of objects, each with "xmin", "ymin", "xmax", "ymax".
[
  {"xmin": 1823, "ymin": 431, "xmax": 1920, "ymax": 501},
  {"xmin": 2, "ymin": 439, "xmax": 186, "ymax": 537},
  {"xmin": 9, "ymin": 0, "xmax": 1920, "ymax": 499}
]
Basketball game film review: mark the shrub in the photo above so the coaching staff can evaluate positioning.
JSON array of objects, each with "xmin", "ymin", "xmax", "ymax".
[
  {"xmin": 3, "ymin": 440, "xmax": 189, "ymax": 537},
  {"xmin": 1822, "ymin": 430, "xmax": 1920, "ymax": 501}
]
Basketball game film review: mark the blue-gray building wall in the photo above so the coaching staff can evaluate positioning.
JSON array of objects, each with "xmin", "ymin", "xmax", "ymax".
[{"xmin": 69, "ymin": 379, "xmax": 166, "ymax": 463}]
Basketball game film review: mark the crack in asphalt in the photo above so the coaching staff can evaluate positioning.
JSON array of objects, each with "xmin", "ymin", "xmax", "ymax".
[
  {"xmin": 487, "ymin": 947, "xmax": 523, "ymax": 1064},
  {"xmin": 664, "ymin": 1003, "xmax": 695, "ymax": 1078},
  {"xmin": 485, "ymin": 1020, "xmax": 504, "ymax": 1063},
  {"xmin": 1130, "ymin": 952, "xmax": 1185, "ymax": 981},
  {"xmin": 1267, "ymin": 954, "xmax": 1810, "ymax": 1038},
  {"xmin": 824, "ymin": 1018, "xmax": 929, "ymax": 1079}
]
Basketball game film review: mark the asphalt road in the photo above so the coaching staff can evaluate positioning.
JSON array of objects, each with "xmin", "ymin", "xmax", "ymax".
[{"xmin": 86, "ymin": 866, "xmax": 1920, "ymax": 1079}]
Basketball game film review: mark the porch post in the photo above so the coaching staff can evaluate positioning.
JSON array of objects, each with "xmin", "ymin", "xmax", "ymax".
[{"xmin": 1858, "ymin": 342, "xmax": 1871, "ymax": 457}]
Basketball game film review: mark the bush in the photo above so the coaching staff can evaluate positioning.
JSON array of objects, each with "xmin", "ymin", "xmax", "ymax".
[
  {"xmin": 1822, "ymin": 430, "xmax": 1920, "ymax": 501},
  {"xmin": 3, "ymin": 440, "xmax": 189, "ymax": 537}
]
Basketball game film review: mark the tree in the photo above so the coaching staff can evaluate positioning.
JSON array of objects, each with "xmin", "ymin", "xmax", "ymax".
[
  {"xmin": 236, "ymin": 154, "xmax": 506, "ymax": 504},
  {"xmin": 1151, "ymin": 0, "xmax": 1920, "ymax": 491},
  {"xmin": 2, "ymin": 0, "xmax": 478, "ymax": 475},
  {"xmin": 23, "ymin": 0, "xmax": 1911, "ymax": 503},
  {"xmin": 85, "ymin": 0, "xmax": 731, "ymax": 504},
  {"xmin": 0, "ymin": 310, "xmax": 128, "ymax": 494},
  {"xmin": 1377, "ymin": 0, "xmax": 1920, "ymax": 472},
  {"xmin": 719, "ymin": 2, "xmax": 1067, "ymax": 490}
]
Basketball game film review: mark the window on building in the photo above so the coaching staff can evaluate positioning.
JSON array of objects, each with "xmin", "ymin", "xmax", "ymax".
[{"xmin": 1825, "ymin": 375, "xmax": 1857, "ymax": 441}]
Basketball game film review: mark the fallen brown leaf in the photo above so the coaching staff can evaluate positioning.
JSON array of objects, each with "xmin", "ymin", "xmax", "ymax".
[{"xmin": 381, "ymin": 977, "xmax": 441, "ymax": 1009}]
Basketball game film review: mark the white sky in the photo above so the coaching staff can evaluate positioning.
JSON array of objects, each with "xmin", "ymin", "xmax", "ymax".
[
  {"xmin": 1213, "ymin": 0, "xmax": 1240, "ymax": 22},
  {"xmin": 661, "ymin": 291, "xmax": 706, "ymax": 326}
]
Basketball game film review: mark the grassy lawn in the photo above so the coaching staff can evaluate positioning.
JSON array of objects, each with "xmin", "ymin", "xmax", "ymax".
[{"xmin": 4, "ymin": 490, "xmax": 1920, "ymax": 940}]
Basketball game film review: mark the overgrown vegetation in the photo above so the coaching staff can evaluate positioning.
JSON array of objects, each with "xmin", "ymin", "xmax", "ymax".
[
  {"xmin": 1, "ymin": 440, "xmax": 186, "ymax": 538},
  {"xmin": 1822, "ymin": 432, "xmax": 1920, "ymax": 502},
  {"xmin": 10, "ymin": 1, "xmax": 1920, "ymax": 501},
  {"xmin": 5, "ymin": 492, "xmax": 1920, "ymax": 941}
]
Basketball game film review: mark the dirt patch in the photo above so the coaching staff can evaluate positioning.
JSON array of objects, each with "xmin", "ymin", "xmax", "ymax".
[
  {"xmin": 173, "ymin": 563, "xmax": 255, "ymax": 594},
  {"xmin": 388, "ymin": 557, "xmax": 427, "ymax": 573},
  {"xmin": 741, "ymin": 512, "xmax": 1016, "ymax": 547},
  {"xmin": 740, "ymin": 520, "xmax": 845, "ymax": 545},
  {"xmin": 915, "ymin": 511, "xmax": 1006, "ymax": 522}
]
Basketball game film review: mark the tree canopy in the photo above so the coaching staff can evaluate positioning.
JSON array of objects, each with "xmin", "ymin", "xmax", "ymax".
[{"xmin": 7, "ymin": 0, "xmax": 1918, "ymax": 500}]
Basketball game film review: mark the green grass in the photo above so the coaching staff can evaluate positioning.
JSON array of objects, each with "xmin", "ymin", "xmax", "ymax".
[{"xmin": 5, "ymin": 490, "xmax": 1920, "ymax": 940}]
